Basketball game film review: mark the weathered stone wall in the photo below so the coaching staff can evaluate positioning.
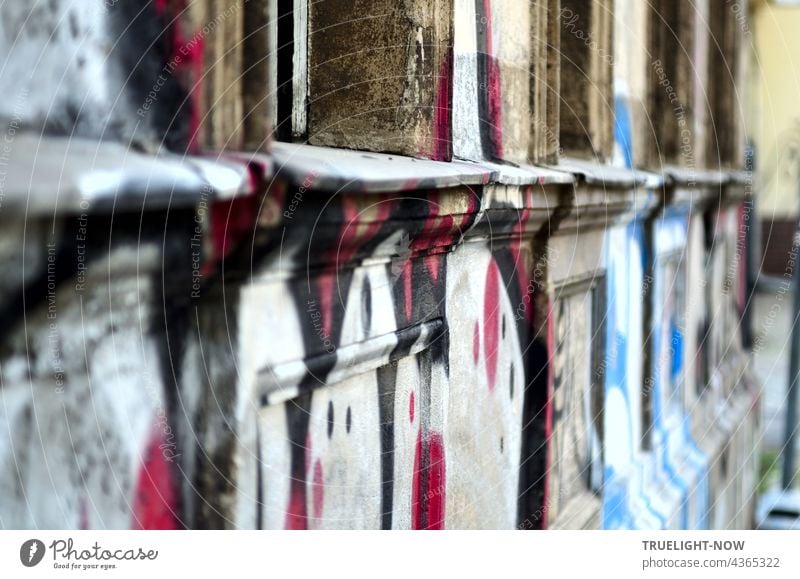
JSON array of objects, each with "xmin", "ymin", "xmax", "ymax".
[{"xmin": 0, "ymin": 0, "xmax": 756, "ymax": 530}]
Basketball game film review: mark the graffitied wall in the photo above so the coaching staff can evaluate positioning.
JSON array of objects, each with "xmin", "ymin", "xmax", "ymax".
[
  {"xmin": 0, "ymin": 0, "xmax": 757, "ymax": 530},
  {"xmin": 0, "ymin": 211, "xmax": 188, "ymax": 529}
]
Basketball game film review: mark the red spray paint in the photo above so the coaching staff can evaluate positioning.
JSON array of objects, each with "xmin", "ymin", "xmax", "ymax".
[{"xmin": 131, "ymin": 428, "xmax": 179, "ymax": 530}]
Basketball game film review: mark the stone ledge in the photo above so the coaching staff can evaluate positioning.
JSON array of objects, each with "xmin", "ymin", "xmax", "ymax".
[
  {"xmin": 2, "ymin": 136, "xmax": 751, "ymax": 218},
  {"xmin": 0, "ymin": 134, "xmax": 251, "ymax": 216}
]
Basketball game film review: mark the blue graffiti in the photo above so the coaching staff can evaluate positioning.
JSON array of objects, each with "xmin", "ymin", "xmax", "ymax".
[
  {"xmin": 614, "ymin": 96, "xmax": 634, "ymax": 169},
  {"xmin": 603, "ymin": 221, "xmax": 666, "ymax": 529}
]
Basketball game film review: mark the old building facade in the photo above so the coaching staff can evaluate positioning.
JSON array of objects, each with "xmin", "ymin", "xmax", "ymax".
[{"xmin": 0, "ymin": 0, "xmax": 758, "ymax": 529}]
